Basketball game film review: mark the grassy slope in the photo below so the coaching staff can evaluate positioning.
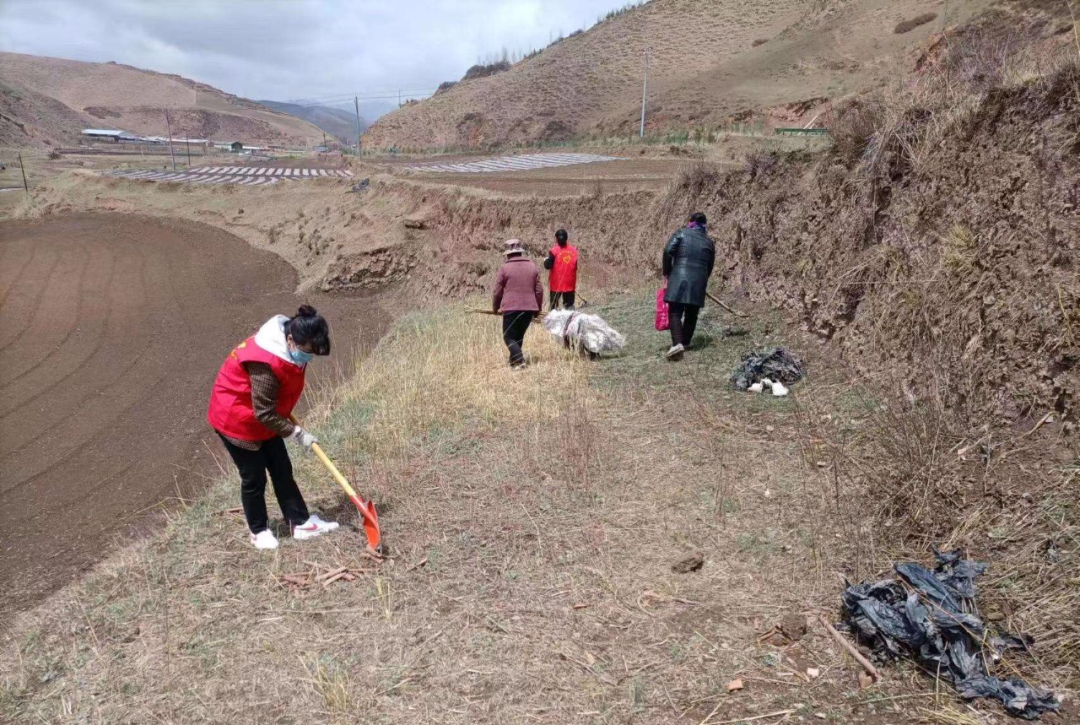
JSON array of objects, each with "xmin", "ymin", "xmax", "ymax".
[
  {"xmin": 363, "ymin": 0, "xmax": 999, "ymax": 150},
  {"xmin": 3, "ymin": 292, "xmax": 1069, "ymax": 724}
]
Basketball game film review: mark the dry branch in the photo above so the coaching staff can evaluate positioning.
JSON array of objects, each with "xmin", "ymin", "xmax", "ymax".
[{"xmin": 820, "ymin": 616, "xmax": 880, "ymax": 682}]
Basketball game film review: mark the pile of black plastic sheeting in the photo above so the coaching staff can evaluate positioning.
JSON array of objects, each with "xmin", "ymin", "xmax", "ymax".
[
  {"xmin": 730, "ymin": 348, "xmax": 805, "ymax": 391},
  {"xmin": 841, "ymin": 548, "xmax": 1059, "ymax": 719}
]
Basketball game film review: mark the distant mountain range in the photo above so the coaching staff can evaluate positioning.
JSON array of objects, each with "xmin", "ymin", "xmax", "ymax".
[
  {"xmin": 0, "ymin": 52, "xmax": 327, "ymax": 148},
  {"xmin": 256, "ymin": 100, "xmax": 366, "ymax": 145}
]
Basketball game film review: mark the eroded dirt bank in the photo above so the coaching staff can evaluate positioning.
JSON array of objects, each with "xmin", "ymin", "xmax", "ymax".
[{"xmin": 670, "ymin": 64, "xmax": 1079, "ymax": 428}]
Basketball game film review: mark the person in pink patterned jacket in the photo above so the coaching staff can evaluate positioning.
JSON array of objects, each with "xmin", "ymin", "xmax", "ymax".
[{"xmin": 492, "ymin": 239, "xmax": 543, "ymax": 367}]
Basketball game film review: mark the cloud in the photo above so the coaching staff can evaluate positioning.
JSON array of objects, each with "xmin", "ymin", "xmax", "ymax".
[{"xmin": 0, "ymin": 0, "xmax": 634, "ymax": 107}]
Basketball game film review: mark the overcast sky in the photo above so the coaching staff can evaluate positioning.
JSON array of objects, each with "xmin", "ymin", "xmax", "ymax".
[{"xmin": 0, "ymin": 0, "xmax": 635, "ymax": 110}]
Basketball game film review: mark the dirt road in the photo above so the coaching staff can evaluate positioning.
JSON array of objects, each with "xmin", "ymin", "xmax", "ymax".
[{"xmin": 0, "ymin": 214, "xmax": 389, "ymax": 617}]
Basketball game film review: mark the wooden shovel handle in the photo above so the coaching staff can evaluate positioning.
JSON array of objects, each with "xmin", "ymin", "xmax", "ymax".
[{"xmin": 706, "ymin": 291, "xmax": 747, "ymax": 317}]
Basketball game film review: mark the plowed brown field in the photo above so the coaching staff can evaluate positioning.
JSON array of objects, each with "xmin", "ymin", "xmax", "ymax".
[{"xmin": 0, "ymin": 214, "xmax": 388, "ymax": 617}]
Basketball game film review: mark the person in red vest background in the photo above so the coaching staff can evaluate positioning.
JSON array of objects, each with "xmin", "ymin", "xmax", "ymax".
[
  {"xmin": 544, "ymin": 228, "xmax": 578, "ymax": 310},
  {"xmin": 207, "ymin": 305, "xmax": 340, "ymax": 550}
]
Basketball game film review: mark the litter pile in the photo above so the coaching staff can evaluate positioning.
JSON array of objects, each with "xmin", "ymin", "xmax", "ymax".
[
  {"xmin": 841, "ymin": 548, "xmax": 1059, "ymax": 720},
  {"xmin": 543, "ymin": 310, "xmax": 626, "ymax": 356},
  {"xmin": 731, "ymin": 348, "xmax": 805, "ymax": 392}
]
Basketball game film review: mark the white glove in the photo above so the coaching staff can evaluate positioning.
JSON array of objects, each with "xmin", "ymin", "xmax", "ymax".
[{"xmin": 289, "ymin": 426, "xmax": 318, "ymax": 450}]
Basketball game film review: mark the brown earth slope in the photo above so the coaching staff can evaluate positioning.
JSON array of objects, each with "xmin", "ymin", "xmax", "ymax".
[
  {"xmin": 0, "ymin": 52, "xmax": 326, "ymax": 148},
  {"xmin": 363, "ymin": 0, "xmax": 1000, "ymax": 150}
]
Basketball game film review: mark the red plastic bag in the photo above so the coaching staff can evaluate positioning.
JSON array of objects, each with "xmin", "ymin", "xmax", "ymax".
[{"xmin": 655, "ymin": 285, "xmax": 670, "ymax": 331}]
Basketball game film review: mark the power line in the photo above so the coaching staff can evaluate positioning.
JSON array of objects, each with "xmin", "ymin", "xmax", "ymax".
[
  {"xmin": 302, "ymin": 94, "xmax": 436, "ymax": 108},
  {"xmin": 284, "ymin": 89, "xmax": 438, "ymax": 105}
]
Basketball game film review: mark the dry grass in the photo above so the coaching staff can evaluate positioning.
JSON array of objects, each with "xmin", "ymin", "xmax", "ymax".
[
  {"xmin": 312, "ymin": 307, "xmax": 579, "ymax": 460},
  {"xmin": 2, "ymin": 294, "xmax": 969, "ymax": 724},
  {"xmin": 652, "ymin": 18, "xmax": 1080, "ymax": 702}
]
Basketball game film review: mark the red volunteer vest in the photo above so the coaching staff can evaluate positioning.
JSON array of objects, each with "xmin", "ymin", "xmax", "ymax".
[
  {"xmin": 206, "ymin": 336, "xmax": 306, "ymax": 442},
  {"xmin": 549, "ymin": 244, "xmax": 578, "ymax": 293}
]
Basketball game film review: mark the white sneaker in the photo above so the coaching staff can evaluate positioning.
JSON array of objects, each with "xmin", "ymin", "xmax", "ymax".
[
  {"xmin": 292, "ymin": 514, "xmax": 340, "ymax": 540},
  {"xmin": 666, "ymin": 344, "xmax": 685, "ymax": 361},
  {"xmin": 250, "ymin": 530, "xmax": 279, "ymax": 550}
]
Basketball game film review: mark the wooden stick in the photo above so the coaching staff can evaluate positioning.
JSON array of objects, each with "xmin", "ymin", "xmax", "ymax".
[
  {"xmin": 467, "ymin": 309, "xmax": 545, "ymax": 323},
  {"xmin": 703, "ymin": 709, "xmax": 797, "ymax": 725},
  {"xmin": 316, "ymin": 566, "xmax": 348, "ymax": 582},
  {"xmin": 705, "ymin": 291, "xmax": 747, "ymax": 318},
  {"xmin": 820, "ymin": 617, "xmax": 880, "ymax": 682},
  {"xmin": 281, "ymin": 574, "xmax": 310, "ymax": 586},
  {"xmin": 1020, "ymin": 411, "xmax": 1053, "ymax": 439}
]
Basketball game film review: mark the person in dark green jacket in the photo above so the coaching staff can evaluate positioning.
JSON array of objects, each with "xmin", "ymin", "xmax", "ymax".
[{"xmin": 662, "ymin": 212, "xmax": 715, "ymax": 360}]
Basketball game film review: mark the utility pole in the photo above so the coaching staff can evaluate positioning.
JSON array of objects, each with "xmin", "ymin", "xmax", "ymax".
[
  {"xmin": 354, "ymin": 95, "xmax": 362, "ymax": 156},
  {"xmin": 639, "ymin": 46, "xmax": 650, "ymax": 138},
  {"xmin": 164, "ymin": 110, "xmax": 177, "ymax": 171},
  {"xmin": 17, "ymin": 152, "xmax": 28, "ymax": 195}
]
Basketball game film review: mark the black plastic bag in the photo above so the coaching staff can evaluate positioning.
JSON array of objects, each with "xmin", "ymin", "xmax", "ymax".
[
  {"xmin": 841, "ymin": 548, "xmax": 1058, "ymax": 719},
  {"xmin": 730, "ymin": 348, "xmax": 805, "ymax": 390}
]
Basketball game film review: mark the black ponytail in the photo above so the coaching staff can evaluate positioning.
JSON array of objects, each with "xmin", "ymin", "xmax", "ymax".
[{"xmin": 285, "ymin": 305, "xmax": 331, "ymax": 355}]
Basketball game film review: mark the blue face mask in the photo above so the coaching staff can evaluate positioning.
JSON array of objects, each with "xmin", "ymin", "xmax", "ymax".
[{"xmin": 289, "ymin": 347, "xmax": 314, "ymax": 365}]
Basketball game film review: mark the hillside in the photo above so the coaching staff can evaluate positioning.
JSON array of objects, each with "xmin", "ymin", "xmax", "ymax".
[
  {"xmin": 257, "ymin": 100, "xmax": 364, "ymax": 144},
  {"xmin": 0, "ymin": 52, "xmax": 326, "ymax": 148},
  {"xmin": 364, "ymin": 0, "xmax": 999, "ymax": 150}
]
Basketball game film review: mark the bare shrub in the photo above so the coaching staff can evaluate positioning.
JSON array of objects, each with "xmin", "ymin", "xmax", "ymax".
[
  {"xmin": 657, "ymin": 161, "xmax": 721, "ymax": 226},
  {"xmin": 863, "ymin": 403, "xmax": 961, "ymax": 538},
  {"xmin": 752, "ymin": 38, "xmax": 768, "ymax": 47},
  {"xmin": 463, "ymin": 60, "xmax": 511, "ymax": 81},
  {"xmin": 894, "ymin": 12, "xmax": 938, "ymax": 35},
  {"xmin": 743, "ymin": 149, "xmax": 778, "ymax": 180},
  {"xmin": 825, "ymin": 96, "xmax": 885, "ymax": 164}
]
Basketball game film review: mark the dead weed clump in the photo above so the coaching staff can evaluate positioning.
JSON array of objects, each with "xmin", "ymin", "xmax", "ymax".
[
  {"xmin": 823, "ymin": 96, "xmax": 885, "ymax": 166},
  {"xmin": 656, "ymin": 160, "xmax": 722, "ymax": 229}
]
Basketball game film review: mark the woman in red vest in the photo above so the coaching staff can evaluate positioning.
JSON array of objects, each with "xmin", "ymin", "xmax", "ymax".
[
  {"xmin": 544, "ymin": 228, "xmax": 578, "ymax": 310},
  {"xmin": 207, "ymin": 305, "xmax": 339, "ymax": 550}
]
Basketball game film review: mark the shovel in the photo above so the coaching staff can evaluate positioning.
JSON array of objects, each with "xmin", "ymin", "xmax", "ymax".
[{"xmin": 290, "ymin": 415, "xmax": 383, "ymax": 556}]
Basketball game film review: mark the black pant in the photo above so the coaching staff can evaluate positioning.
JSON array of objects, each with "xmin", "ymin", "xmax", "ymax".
[
  {"xmin": 218, "ymin": 433, "xmax": 309, "ymax": 534},
  {"xmin": 668, "ymin": 302, "xmax": 700, "ymax": 348},
  {"xmin": 549, "ymin": 291, "xmax": 576, "ymax": 310},
  {"xmin": 502, "ymin": 311, "xmax": 534, "ymax": 366}
]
